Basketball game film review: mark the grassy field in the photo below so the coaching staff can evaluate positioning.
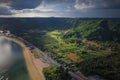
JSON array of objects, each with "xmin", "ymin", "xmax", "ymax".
[{"xmin": 47, "ymin": 31, "xmax": 64, "ymax": 44}]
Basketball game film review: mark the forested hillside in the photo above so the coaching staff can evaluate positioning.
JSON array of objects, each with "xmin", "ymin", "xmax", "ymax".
[
  {"xmin": 0, "ymin": 18, "xmax": 120, "ymax": 80},
  {"xmin": 62, "ymin": 20, "xmax": 120, "ymax": 80},
  {"xmin": 21, "ymin": 19, "xmax": 120, "ymax": 80},
  {"xmin": 65, "ymin": 20, "xmax": 120, "ymax": 42},
  {"xmin": 0, "ymin": 18, "xmax": 74, "ymax": 35}
]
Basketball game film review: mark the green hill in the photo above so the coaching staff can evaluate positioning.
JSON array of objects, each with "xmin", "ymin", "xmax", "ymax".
[
  {"xmin": 62, "ymin": 19, "xmax": 120, "ymax": 80},
  {"xmin": 63, "ymin": 20, "xmax": 120, "ymax": 42}
]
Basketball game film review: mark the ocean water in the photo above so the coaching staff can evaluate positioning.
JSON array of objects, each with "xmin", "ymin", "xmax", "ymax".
[{"xmin": 0, "ymin": 36, "xmax": 30, "ymax": 80}]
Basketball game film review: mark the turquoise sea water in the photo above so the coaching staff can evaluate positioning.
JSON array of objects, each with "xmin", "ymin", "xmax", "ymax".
[{"xmin": 0, "ymin": 36, "xmax": 30, "ymax": 80}]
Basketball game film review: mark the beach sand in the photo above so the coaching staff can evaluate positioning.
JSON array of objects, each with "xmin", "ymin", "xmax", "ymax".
[{"xmin": 10, "ymin": 37, "xmax": 49, "ymax": 80}]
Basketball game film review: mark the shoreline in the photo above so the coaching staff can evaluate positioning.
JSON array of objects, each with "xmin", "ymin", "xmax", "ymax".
[{"xmin": 8, "ymin": 36, "xmax": 48, "ymax": 80}]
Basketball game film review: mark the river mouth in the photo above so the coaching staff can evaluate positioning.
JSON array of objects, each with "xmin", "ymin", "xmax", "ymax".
[{"xmin": 0, "ymin": 36, "xmax": 30, "ymax": 80}]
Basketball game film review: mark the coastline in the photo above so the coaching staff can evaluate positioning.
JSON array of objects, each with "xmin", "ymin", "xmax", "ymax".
[{"xmin": 8, "ymin": 37, "xmax": 48, "ymax": 80}]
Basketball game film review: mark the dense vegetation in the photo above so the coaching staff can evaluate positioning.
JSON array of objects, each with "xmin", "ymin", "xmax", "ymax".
[
  {"xmin": 0, "ymin": 18, "xmax": 74, "ymax": 35},
  {"xmin": 0, "ymin": 18, "xmax": 120, "ymax": 80},
  {"xmin": 43, "ymin": 66, "xmax": 71, "ymax": 80},
  {"xmin": 72, "ymin": 20, "xmax": 120, "ymax": 80}
]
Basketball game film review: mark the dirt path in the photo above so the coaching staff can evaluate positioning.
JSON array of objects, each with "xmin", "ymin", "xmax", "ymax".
[{"xmin": 10, "ymin": 37, "xmax": 49, "ymax": 80}]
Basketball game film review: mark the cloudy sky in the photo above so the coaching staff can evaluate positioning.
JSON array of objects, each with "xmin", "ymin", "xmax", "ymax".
[{"xmin": 0, "ymin": 0, "xmax": 120, "ymax": 17}]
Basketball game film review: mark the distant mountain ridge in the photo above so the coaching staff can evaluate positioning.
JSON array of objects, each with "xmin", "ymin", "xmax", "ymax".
[{"xmin": 63, "ymin": 19, "xmax": 120, "ymax": 43}]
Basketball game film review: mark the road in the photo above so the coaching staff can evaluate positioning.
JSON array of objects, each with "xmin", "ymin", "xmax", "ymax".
[{"xmin": 33, "ymin": 48, "xmax": 60, "ymax": 66}]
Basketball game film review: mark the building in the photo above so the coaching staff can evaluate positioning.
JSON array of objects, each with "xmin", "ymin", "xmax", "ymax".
[
  {"xmin": 0, "ymin": 30, "xmax": 11, "ymax": 36},
  {"xmin": 0, "ymin": 30, "xmax": 3, "ymax": 34},
  {"xmin": 5, "ymin": 30, "xmax": 11, "ymax": 36}
]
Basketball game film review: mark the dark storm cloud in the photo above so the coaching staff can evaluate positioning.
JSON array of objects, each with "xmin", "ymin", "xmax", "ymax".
[
  {"xmin": 0, "ymin": 0, "xmax": 72, "ymax": 11},
  {"xmin": 44, "ymin": 0, "xmax": 74, "ymax": 4},
  {"xmin": 11, "ymin": 0, "xmax": 42, "ymax": 10},
  {"xmin": 74, "ymin": 0, "xmax": 120, "ymax": 10},
  {"xmin": 0, "ymin": 7, "xmax": 11, "ymax": 15},
  {"xmin": 0, "ymin": 3, "xmax": 12, "ymax": 15},
  {"xmin": 41, "ymin": 0, "xmax": 120, "ymax": 9},
  {"xmin": 0, "ymin": 0, "xmax": 120, "ymax": 17},
  {"xmin": 0, "ymin": 0, "xmax": 42, "ymax": 10},
  {"xmin": 0, "ymin": 0, "xmax": 120, "ymax": 10}
]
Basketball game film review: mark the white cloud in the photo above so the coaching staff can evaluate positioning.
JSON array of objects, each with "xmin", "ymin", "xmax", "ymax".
[
  {"xmin": 0, "ymin": 0, "xmax": 119, "ymax": 18},
  {"xmin": 74, "ymin": 0, "xmax": 95, "ymax": 11},
  {"xmin": 35, "ymin": 1, "xmax": 55, "ymax": 12},
  {"xmin": 5, "ymin": 1, "xmax": 70, "ymax": 17},
  {"xmin": 0, "ymin": 3, "xmax": 11, "ymax": 9},
  {"xmin": 10, "ymin": 11, "xmax": 71, "ymax": 17}
]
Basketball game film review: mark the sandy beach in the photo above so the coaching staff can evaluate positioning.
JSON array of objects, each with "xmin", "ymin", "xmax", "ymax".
[{"xmin": 10, "ymin": 37, "xmax": 49, "ymax": 80}]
